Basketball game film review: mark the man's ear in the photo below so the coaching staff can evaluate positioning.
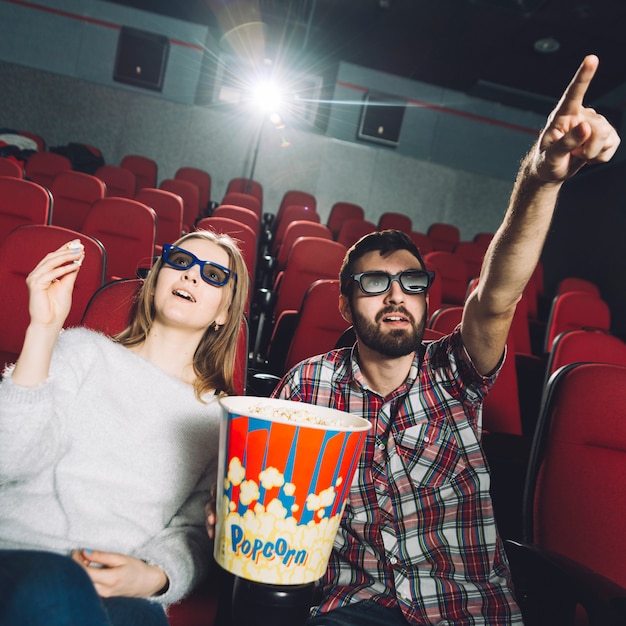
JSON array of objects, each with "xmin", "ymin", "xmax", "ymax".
[{"xmin": 339, "ymin": 294, "xmax": 352, "ymax": 324}]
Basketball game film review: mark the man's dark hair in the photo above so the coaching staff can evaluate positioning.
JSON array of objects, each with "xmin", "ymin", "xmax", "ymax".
[{"xmin": 339, "ymin": 229, "xmax": 427, "ymax": 296}]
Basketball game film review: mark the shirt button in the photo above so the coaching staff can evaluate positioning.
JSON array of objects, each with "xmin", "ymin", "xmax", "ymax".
[
  {"xmin": 389, "ymin": 556, "xmax": 398, "ymax": 565},
  {"xmin": 378, "ymin": 443, "xmax": 385, "ymax": 450}
]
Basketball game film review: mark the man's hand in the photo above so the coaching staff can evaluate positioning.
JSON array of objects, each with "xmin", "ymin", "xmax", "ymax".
[
  {"xmin": 71, "ymin": 549, "xmax": 168, "ymax": 598},
  {"xmin": 531, "ymin": 54, "xmax": 620, "ymax": 183}
]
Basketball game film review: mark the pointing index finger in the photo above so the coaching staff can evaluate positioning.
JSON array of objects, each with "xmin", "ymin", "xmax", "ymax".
[{"xmin": 554, "ymin": 54, "xmax": 598, "ymax": 116}]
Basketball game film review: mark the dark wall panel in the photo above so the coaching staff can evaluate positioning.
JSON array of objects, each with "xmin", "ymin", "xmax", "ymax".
[{"xmin": 542, "ymin": 160, "xmax": 626, "ymax": 339}]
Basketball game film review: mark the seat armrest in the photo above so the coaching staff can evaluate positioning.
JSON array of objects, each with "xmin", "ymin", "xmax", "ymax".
[
  {"xmin": 505, "ymin": 539, "xmax": 626, "ymax": 626},
  {"xmin": 248, "ymin": 372, "xmax": 282, "ymax": 397},
  {"xmin": 265, "ymin": 310, "xmax": 298, "ymax": 376}
]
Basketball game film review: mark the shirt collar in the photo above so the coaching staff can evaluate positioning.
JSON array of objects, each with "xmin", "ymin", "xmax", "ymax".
[{"xmin": 342, "ymin": 342, "xmax": 425, "ymax": 399}]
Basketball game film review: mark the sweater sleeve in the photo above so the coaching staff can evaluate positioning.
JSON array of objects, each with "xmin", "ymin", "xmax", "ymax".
[
  {"xmin": 0, "ymin": 371, "xmax": 66, "ymax": 480},
  {"xmin": 0, "ymin": 330, "xmax": 88, "ymax": 480},
  {"xmin": 134, "ymin": 465, "xmax": 215, "ymax": 605}
]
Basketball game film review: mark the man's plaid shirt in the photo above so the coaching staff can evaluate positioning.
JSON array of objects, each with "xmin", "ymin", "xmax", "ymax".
[{"xmin": 272, "ymin": 328, "xmax": 522, "ymax": 625}]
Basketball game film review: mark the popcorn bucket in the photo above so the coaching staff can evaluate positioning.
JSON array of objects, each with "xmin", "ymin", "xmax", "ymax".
[{"xmin": 214, "ymin": 396, "xmax": 371, "ymax": 585}]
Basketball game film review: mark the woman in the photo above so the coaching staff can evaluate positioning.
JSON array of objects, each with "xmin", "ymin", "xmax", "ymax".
[{"xmin": 0, "ymin": 230, "xmax": 249, "ymax": 625}]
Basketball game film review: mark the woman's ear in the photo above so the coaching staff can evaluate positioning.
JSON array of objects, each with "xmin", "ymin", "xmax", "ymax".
[
  {"xmin": 215, "ymin": 307, "xmax": 229, "ymax": 327},
  {"xmin": 211, "ymin": 297, "xmax": 230, "ymax": 327}
]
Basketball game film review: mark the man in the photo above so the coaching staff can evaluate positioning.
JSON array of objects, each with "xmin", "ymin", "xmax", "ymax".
[{"xmin": 270, "ymin": 55, "xmax": 620, "ymax": 625}]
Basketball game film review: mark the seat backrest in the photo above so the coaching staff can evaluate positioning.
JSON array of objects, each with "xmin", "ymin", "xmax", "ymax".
[
  {"xmin": 427, "ymin": 222, "xmax": 460, "ymax": 252},
  {"xmin": 49, "ymin": 170, "xmax": 106, "ymax": 231},
  {"xmin": 546, "ymin": 329, "xmax": 626, "ymax": 379},
  {"xmin": 273, "ymin": 238, "xmax": 346, "ymax": 320},
  {"xmin": 283, "ymin": 279, "xmax": 350, "ymax": 372},
  {"xmin": 225, "ymin": 177, "xmax": 263, "ymax": 209},
  {"xmin": 275, "ymin": 221, "xmax": 332, "ymax": 273},
  {"xmin": 428, "ymin": 305, "xmax": 522, "ymax": 435},
  {"xmin": 427, "ymin": 305, "xmax": 463, "ymax": 335},
  {"xmin": 0, "ymin": 156, "xmax": 24, "ymax": 178},
  {"xmin": 221, "ymin": 191, "xmax": 262, "ymax": 220},
  {"xmin": 525, "ymin": 362, "xmax": 626, "ymax": 588},
  {"xmin": 0, "ymin": 176, "xmax": 52, "ymax": 244},
  {"xmin": 81, "ymin": 278, "xmax": 143, "ymax": 336},
  {"xmin": 82, "ymin": 197, "xmax": 156, "ymax": 281},
  {"xmin": 556, "ymin": 276, "xmax": 601, "ymax": 297},
  {"xmin": 453, "ymin": 241, "xmax": 485, "ymax": 280},
  {"xmin": 473, "ymin": 232, "xmax": 494, "ymax": 251},
  {"xmin": 175, "ymin": 166, "xmax": 211, "ymax": 215},
  {"xmin": 425, "ymin": 264, "xmax": 443, "ymax": 322},
  {"xmin": 95, "ymin": 164, "xmax": 136, "ymax": 199},
  {"xmin": 327, "ymin": 202, "xmax": 364, "ymax": 239},
  {"xmin": 134, "ymin": 187, "xmax": 183, "ymax": 252},
  {"xmin": 408, "ymin": 231, "xmax": 433, "ymax": 255},
  {"xmin": 119, "ymin": 154, "xmax": 157, "ymax": 191},
  {"xmin": 334, "ymin": 218, "xmax": 377, "ymax": 249},
  {"xmin": 276, "ymin": 190, "xmax": 316, "ymax": 225},
  {"xmin": 233, "ymin": 316, "xmax": 249, "ymax": 396},
  {"xmin": 424, "ymin": 250, "xmax": 469, "ymax": 306},
  {"xmin": 159, "ymin": 178, "xmax": 201, "ymax": 233},
  {"xmin": 0, "ymin": 224, "xmax": 105, "ymax": 368},
  {"xmin": 378, "ymin": 211, "xmax": 412, "ymax": 232},
  {"xmin": 543, "ymin": 291, "xmax": 611, "ymax": 353},
  {"xmin": 271, "ymin": 205, "xmax": 320, "ymax": 256},
  {"xmin": 24, "ymin": 151, "xmax": 72, "ymax": 189},
  {"xmin": 212, "ymin": 204, "xmax": 260, "ymax": 237},
  {"xmin": 482, "ymin": 338, "xmax": 522, "ymax": 436}
]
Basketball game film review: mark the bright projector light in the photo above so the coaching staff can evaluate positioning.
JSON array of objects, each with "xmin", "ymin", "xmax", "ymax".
[{"xmin": 250, "ymin": 79, "xmax": 283, "ymax": 114}]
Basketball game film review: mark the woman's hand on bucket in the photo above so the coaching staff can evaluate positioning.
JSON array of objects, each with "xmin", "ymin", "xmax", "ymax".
[{"xmin": 205, "ymin": 483, "xmax": 217, "ymax": 539}]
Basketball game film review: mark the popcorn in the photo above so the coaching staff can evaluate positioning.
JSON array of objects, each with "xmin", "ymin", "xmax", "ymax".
[{"xmin": 247, "ymin": 403, "xmax": 355, "ymax": 428}]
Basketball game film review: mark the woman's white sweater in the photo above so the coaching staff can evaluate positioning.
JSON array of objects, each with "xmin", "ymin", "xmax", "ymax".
[{"xmin": 0, "ymin": 327, "xmax": 221, "ymax": 605}]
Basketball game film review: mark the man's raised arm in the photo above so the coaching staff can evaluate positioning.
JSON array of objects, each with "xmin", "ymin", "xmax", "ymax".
[{"xmin": 461, "ymin": 54, "xmax": 620, "ymax": 375}]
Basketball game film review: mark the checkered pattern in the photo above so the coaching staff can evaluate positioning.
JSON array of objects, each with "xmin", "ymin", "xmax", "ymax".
[{"xmin": 273, "ymin": 328, "xmax": 522, "ymax": 625}]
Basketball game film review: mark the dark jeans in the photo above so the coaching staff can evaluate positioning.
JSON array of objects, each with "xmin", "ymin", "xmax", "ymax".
[
  {"xmin": 0, "ymin": 549, "xmax": 169, "ymax": 626},
  {"xmin": 307, "ymin": 600, "xmax": 410, "ymax": 626}
]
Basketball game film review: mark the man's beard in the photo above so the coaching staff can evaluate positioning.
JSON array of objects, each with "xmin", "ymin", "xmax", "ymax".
[{"xmin": 350, "ymin": 304, "xmax": 427, "ymax": 357}]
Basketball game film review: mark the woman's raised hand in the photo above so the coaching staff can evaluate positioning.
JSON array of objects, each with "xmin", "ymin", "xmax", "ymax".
[
  {"xmin": 11, "ymin": 240, "xmax": 86, "ymax": 386},
  {"xmin": 26, "ymin": 240, "xmax": 85, "ymax": 331}
]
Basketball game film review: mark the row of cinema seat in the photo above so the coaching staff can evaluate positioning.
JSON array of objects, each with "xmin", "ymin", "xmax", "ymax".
[
  {"xmin": 2, "ymin": 149, "xmax": 617, "ymax": 407},
  {"xmin": 0, "ymin": 174, "xmax": 157, "ymax": 283},
  {"xmin": 0, "ymin": 151, "xmax": 221, "ymax": 282},
  {"xmin": 4, "ymin": 142, "xmax": 626, "ymax": 623}
]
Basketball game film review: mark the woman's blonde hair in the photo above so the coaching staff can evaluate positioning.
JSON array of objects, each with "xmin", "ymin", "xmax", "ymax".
[{"xmin": 115, "ymin": 230, "xmax": 249, "ymax": 399}]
